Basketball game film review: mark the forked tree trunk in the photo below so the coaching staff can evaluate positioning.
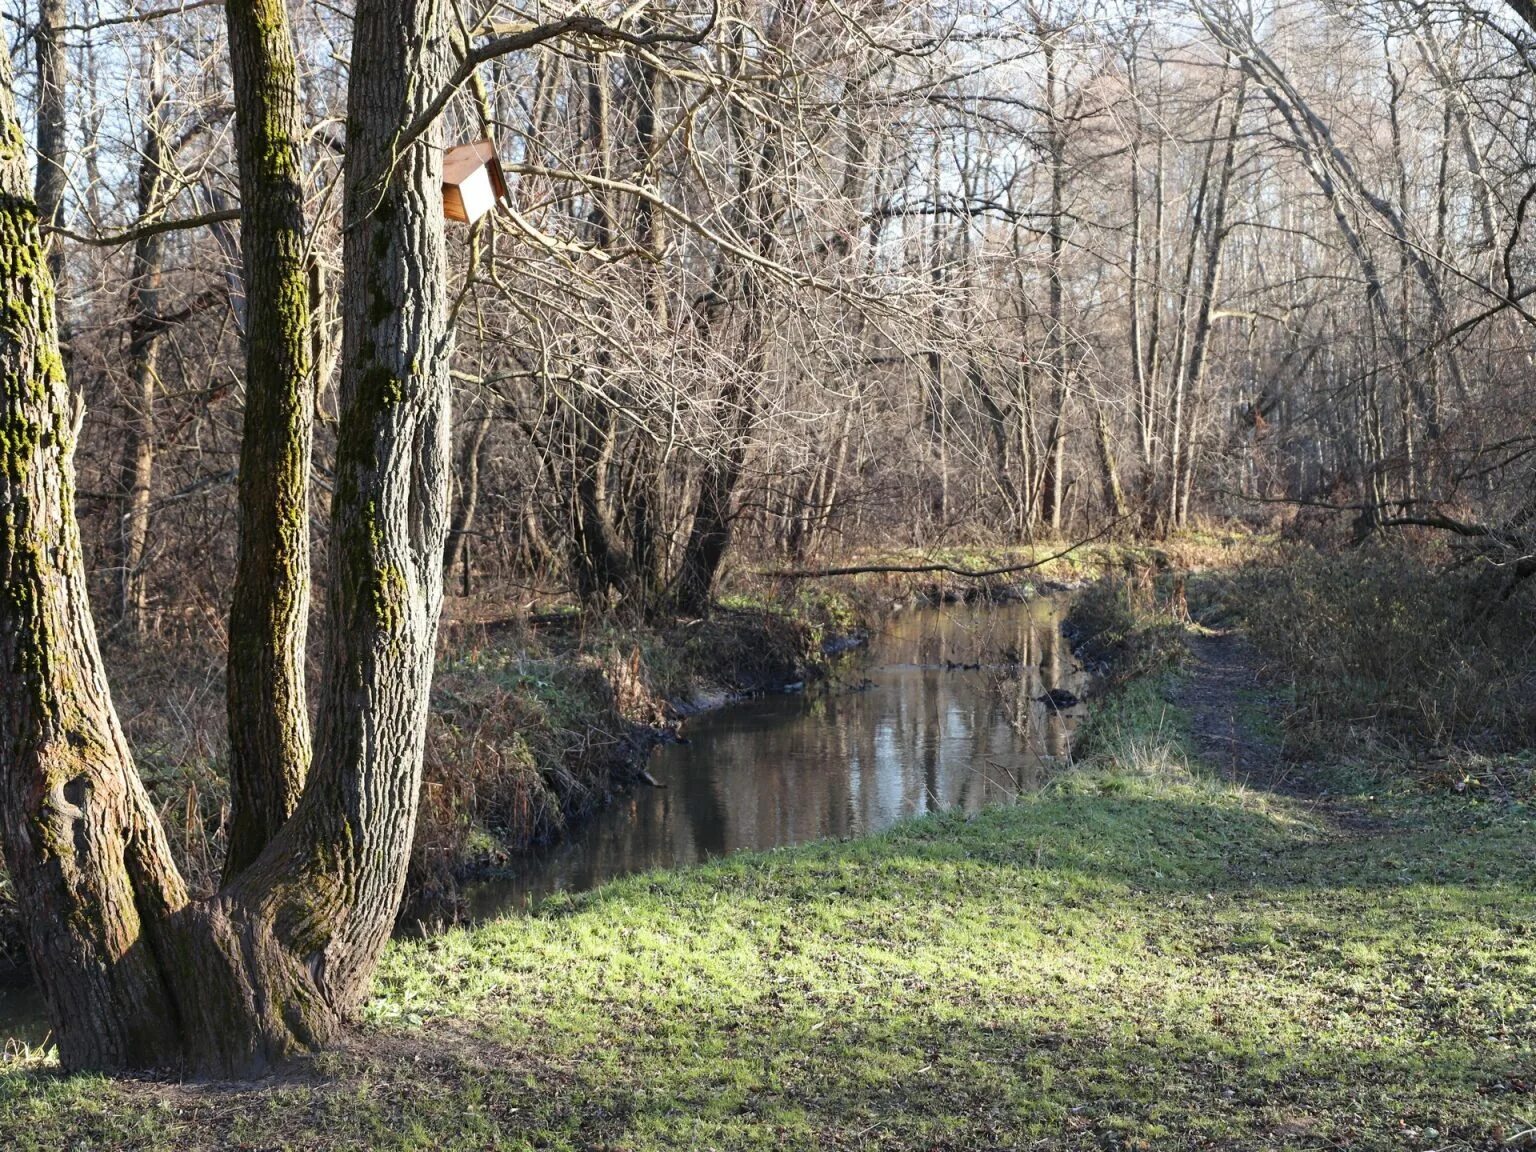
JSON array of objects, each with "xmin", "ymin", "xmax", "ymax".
[
  {"xmin": 672, "ymin": 412, "xmax": 751, "ymax": 616},
  {"xmin": 670, "ymin": 10, "xmax": 782, "ymax": 614},
  {"xmin": 0, "ymin": 0, "xmax": 453, "ymax": 1076},
  {"xmin": 566, "ymin": 55, "xmax": 636, "ymax": 607},
  {"xmin": 625, "ymin": 38, "xmax": 669, "ymax": 615},
  {"xmin": 223, "ymin": 0, "xmax": 316, "ymax": 879}
]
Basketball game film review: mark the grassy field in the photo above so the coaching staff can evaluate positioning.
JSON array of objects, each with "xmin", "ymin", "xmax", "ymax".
[{"xmin": 4, "ymin": 657, "xmax": 1533, "ymax": 1150}]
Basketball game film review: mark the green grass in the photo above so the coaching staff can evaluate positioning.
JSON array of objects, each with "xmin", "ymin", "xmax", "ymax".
[{"xmin": 4, "ymin": 677, "xmax": 1534, "ymax": 1150}]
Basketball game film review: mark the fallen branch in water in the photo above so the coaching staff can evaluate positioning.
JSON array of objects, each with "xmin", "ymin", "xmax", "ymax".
[{"xmin": 756, "ymin": 519, "xmax": 1126, "ymax": 580}]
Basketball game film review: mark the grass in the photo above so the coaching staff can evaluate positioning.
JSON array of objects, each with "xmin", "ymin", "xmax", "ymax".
[{"xmin": 4, "ymin": 657, "xmax": 1534, "ymax": 1150}]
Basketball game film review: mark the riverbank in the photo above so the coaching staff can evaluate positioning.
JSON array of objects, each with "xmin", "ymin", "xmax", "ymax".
[
  {"xmin": 6, "ymin": 582, "xmax": 1533, "ymax": 1149},
  {"xmin": 0, "ymin": 535, "xmax": 1167, "ymax": 975},
  {"xmin": 412, "ymin": 531, "xmax": 1236, "ymax": 906}
]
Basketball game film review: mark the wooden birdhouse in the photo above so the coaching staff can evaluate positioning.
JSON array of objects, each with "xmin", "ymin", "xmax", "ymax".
[{"xmin": 442, "ymin": 139, "xmax": 509, "ymax": 225}]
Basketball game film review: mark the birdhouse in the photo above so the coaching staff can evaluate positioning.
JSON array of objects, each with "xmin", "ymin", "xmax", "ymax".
[{"xmin": 442, "ymin": 139, "xmax": 509, "ymax": 225}]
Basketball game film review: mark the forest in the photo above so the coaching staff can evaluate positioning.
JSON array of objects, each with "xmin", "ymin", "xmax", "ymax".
[{"xmin": 1, "ymin": 0, "xmax": 1535, "ymax": 1146}]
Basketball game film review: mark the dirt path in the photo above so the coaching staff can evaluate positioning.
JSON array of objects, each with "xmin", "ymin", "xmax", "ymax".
[
  {"xmin": 1173, "ymin": 631, "xmax": 1387, "ymax": 834},
  {"xmin": 1172, "ymin": 631, "xmax": 1302, "ymax": 795}
]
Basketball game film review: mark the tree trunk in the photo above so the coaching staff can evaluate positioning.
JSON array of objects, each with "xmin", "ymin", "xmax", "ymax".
[
  {"xmin": 672, "ymin": 406, "xmax": 751, "ymax": 617},
  {"xmin": 1092, "ymin": 403, "xmax": 1128, "ymax": 521},
  {"xmin": 0, "ymin": 42, "xmax": 190, "ymax": 1072},
  {"xmin": 223, "ymin": 0, "xmax": 317, "ymax": 879},
  {"xmin": 34, "ymin": 0, "xmax": 68, "ymax": 307},
  {"xmin": 203, "ymin": 0, "xmax": 455, "ymax": 1050},
  {"xmin": 565, "ymin": 54, "xmax": 636, "ymax": 608},
  {"xmin": 1039, "ymin": 34, "xmax": 1069, "ymax": 535},
  {"xmin": 443, "ymin": 404, "xmax": 493, "ymax": 592},
  {"xmin": 1172, "ymin": 72, "xmax": 1245, "ymax": 530},
  {"xmin": 625, "ymin": 33, "xmax": 669, "ymax": 613},
  {"xmin": 113, "ymin": 59, "xmax": 170, "ymax": 633},
  {"xmin": 670, "ymin": 12, "xmax": 781, "ymax": 612},
  {"xmin": 0, "ymin": 0, "xmax": 454, "ymax": 1076}
]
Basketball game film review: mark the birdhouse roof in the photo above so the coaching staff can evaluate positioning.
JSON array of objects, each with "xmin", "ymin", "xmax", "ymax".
[{"xmin": 444, "ymin": 139, "xmax": 506, "ymax": 192}]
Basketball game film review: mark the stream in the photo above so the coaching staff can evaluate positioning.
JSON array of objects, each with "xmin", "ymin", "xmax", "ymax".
[
  {"xmin": 464, "ymin": 594, "xmax": 1087, "ymax": 919},
  {"xmin": 0, "ymin": 595, "xmax": 1086, "ymax": 1051}
]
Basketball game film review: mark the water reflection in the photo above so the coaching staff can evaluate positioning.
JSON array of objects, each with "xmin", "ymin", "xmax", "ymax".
[{"xmin": 467, "ymin": 597, "xmax": 1087, "ymax": 918}]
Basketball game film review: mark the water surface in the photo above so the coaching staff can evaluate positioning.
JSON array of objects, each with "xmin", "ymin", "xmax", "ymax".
[{"xmin": 467, "ymin": 597, "xmax": 1087, "ymax": 918}]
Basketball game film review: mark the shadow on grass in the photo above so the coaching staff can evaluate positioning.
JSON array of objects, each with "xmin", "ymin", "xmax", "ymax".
[
  {"xmin": 5, "ymin": 748, "xmax": 1534, "ymax": 1150},
  {"xmin": 13, "ymin": 947, "xmax": 1528, "ymax": 1151}
]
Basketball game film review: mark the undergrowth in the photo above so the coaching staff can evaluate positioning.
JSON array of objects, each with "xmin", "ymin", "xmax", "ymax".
[
  {"xmin": 409, "ymin": 607, "xmax": 829, "ymax": 918},
  {"xmin": 1063, "ymin": 570, "xmax": 1189, "ymax": 689},
  {"xmin": 0, "ymin": 872, "xmax": 19, "ymax": 981},
  {"xmin": 1211, "ymin": 544, "xmax": 1536, "ymax": 756}
]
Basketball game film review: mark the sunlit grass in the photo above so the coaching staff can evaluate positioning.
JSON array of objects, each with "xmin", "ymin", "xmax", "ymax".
[{"xmin": 3, "ymin": 676, "xmax": 1533, "ymax": 1150}]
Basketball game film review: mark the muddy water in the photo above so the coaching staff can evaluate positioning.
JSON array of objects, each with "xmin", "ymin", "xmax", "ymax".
[
  {"xmin": 464, "ymin": 596, "xmax": 1088, "ymax": 919},
  {"xmin": 0, "ymin": 597, "xmax": 1086, "ymax": 1051}
]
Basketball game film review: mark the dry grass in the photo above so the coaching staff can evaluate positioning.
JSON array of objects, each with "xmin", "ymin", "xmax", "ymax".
[{"xmin": 1225, "ymin": 544, "xmax": 1536, "ymax": 754}]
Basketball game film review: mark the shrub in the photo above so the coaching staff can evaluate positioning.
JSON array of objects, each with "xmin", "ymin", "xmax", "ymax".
[
  {"xmin": 1233, "ymin": 545, "xmax": 1536, "ymax": 751},
  {"xmin": 1065, "ymin": 572, "xmax": 1188, "ymax": 685}
]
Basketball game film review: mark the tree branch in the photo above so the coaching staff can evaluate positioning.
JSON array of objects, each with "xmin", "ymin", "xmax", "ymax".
[
  {"xmin": 757, "ymin": 521, "xmax": 1123, "ymax": 580},
  {"xmin": 394, "ymin": 6, "xmax": 717, "ymax": 163},
  {"xmin": 61, "ymin": 0, "xmax": 224, "ymax": 33},
  {"xmin": 1507, "ymin": 0, "xmax": 1536, "ymax": 37},
  {"xmin": 50, "ymin": 207, "xmax": 240, "ymax": 248}
]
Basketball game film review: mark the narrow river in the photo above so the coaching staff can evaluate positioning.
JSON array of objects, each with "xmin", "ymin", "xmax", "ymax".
[
  {"xmin": 0, "ymin": 596, "xmax": 1086, "ymax": 1050},
  {"xmin": 465, "ymin": 595, "xmax": 1087, "ymax": 919}
]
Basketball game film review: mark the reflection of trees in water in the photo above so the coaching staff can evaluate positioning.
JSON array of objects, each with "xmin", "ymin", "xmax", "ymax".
[
  {"xmin": 684, "ymin": 760, "xmax": 730, "ymax": 858},
  {"xmin": 484, "ymin": 601, "xmax": 1089, "ymax": 913}
]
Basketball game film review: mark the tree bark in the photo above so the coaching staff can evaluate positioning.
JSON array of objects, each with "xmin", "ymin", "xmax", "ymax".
[
  {"xmin": 199, "ymin": 0, "xmax": 455, "ymax": 1049},
  {"xmin": 0, "ymin": 0, "xmax": 454, "ymax": 1076},
  {"xmin": 1092, "ymin": 402, "xmax": 1128, "ymax": 521},
  {"xmin": 670, "ymin": 10, "xmax": 782, "ymax": 613},
  {"xmin": 1173, "ymin": 71, "xmax": 1245, "ymax": 529},
  {"xmin": 443, "ymin": 404, "xmax": 493, "ymax": 592},
  {"xmin": 222, "ymin": 0, "xmax": 316, "ymax": 880},
  {"xmin": 566, "ymin": 54, "xmax": 635, "ymax": 607},
  {"xmin": 34, "ymin": 0, "xmax": 68, "ymax": 301},
  {"xmin": 1038, "ymin": 33, "xmax": 1069, "ymax": 534},
  {"xmin": 0, "ymin": 43, "xmax": 190, "ymax": 1073}
]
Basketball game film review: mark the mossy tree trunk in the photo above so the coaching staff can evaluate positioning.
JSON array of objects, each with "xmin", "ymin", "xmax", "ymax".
[
  {"xmin": 0, "ymin": 0, "xmax": 453, "ymax": 1075},
  {"xmin": 0, "ymin": 47, "xmax": 190, "ymax": 1071},
  {"xmin": 222, "ymin": 0, "xmax": 316, "ymax": 880}
]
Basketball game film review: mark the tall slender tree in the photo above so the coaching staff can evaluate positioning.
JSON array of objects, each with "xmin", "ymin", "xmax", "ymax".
[{"xmin": 222, "ymin": 0, "xmax": 317, "ymax": 881}]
